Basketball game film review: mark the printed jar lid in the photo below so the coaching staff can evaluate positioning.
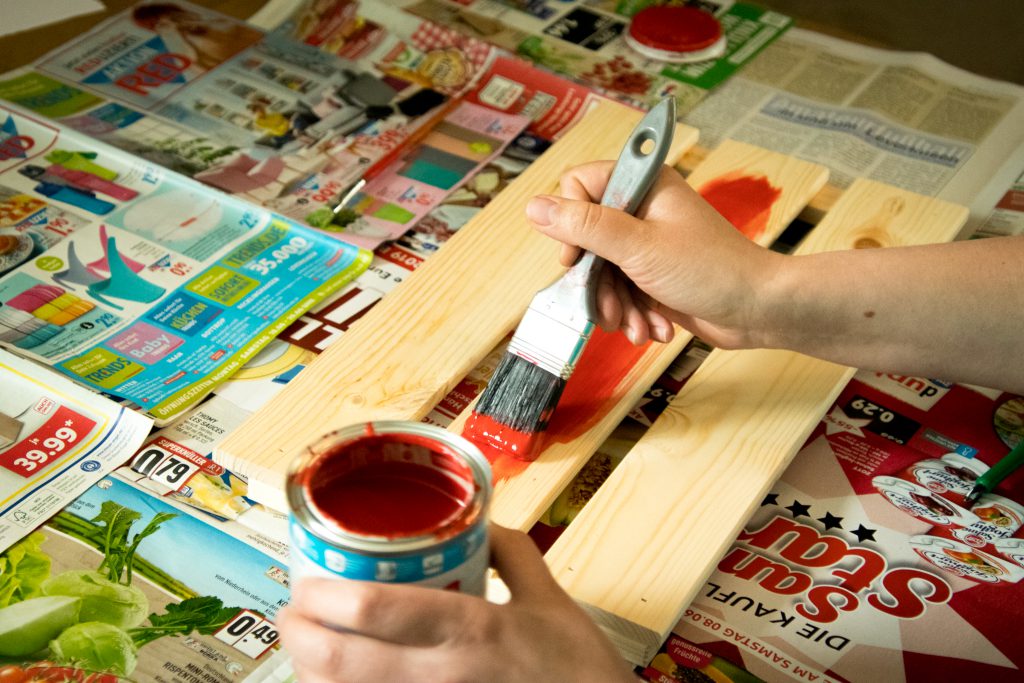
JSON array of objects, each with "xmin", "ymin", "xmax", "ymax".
[
  {"xmin": 910, "ymin": 534, "xmax": 1024, "ymax": 585},
  {"xmin": 970, "ymin": 493, "xmax": 1024, "ymax": 536},
  {"xmin": 908, "ymin": 455, "xmax": 987, "ymax": 499},
  {"xmin": 993, "ymin": 537, "xmax": 1024, "ymax": 569},
  {"xmin": 872, "ymin": 475, "xmax": 979, "ymax": 527},
  {"xmin": 625, "ymin": 5, "xmax": 726, "ymax": 64}
]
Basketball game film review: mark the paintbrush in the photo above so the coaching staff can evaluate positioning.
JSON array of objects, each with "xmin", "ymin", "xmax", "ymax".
[
  {"xmin": 467, "ymin": 97, "xmax": 676, "ymax": 459},
  {"xmin": 329, "ymin": 96, "xmax": 462, "ymax": 221},
  {"xmin": 964, "ymin": 440, "xmax": 1024, "ymax": 506}
]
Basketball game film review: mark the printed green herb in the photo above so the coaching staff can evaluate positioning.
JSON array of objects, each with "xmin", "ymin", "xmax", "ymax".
[{"xmin": 130, "ymin": 596, "xmax": 242, "ymax": 648}]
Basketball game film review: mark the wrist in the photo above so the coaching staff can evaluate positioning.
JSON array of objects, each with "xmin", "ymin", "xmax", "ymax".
[{"xmin": 743, "ymin": 249, "xmax": 792, "ymax": 350}]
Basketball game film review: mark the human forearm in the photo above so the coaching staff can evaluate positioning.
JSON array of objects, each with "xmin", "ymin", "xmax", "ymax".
[{"xmin": 759, "ymin": 236, "xmax": 1024, "ymax": 393}]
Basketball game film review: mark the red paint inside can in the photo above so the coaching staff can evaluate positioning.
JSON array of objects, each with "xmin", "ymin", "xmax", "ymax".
[{"xmin": 300, "ymin": 432, "xmax": 476, "ymax": 539}]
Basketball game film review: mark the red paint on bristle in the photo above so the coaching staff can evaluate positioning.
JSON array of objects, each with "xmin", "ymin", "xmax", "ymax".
[
  {"xmin": 699, "ymin": 173, "xmax": 781, "ymax": 240},
  {"xmin": 463, "ymin": 328, "xmax": 650, "ymax": 479}
]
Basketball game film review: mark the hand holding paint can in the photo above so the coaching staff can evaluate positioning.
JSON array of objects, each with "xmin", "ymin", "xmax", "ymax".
[{"xmin": 287, "ymin": 421, "xmax": 492, "ymax": 595}]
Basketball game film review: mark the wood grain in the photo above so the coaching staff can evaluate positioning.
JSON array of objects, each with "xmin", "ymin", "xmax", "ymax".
[
  {"xmin": 448, "ymin": 140, "xmax": 830, "ymax": 531},
  {"xmin": 215, "ymin": 100, "xmax": 698, "ymax": 507},
  {"xmin": 544, "ymin": 178, "xmax": 969, "ymax": 665}
]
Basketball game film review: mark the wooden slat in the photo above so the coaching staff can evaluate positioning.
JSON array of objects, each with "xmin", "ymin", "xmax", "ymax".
[
  {"xmin": 215, "ymin": 100, "xmax": 698, "ymax": 509},
  {"xmin": 449, "ymin": 140, "xmax": 830, "ymax": 531},
  {"xmin": 677, "ymin": 145, "xmax": 844, "ymax": 226},
  {"xmin": 544, "ymin": 178, "xmax": 969, "ymax": 665}
]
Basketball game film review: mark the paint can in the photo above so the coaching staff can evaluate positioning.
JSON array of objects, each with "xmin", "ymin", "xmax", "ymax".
[{"xmin": 287, "ymin": 421, "xmax": 492, "ymax": 595}]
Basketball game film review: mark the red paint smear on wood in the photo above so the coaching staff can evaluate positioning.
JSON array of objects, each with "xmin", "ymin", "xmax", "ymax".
[
  {"xmin": 463, "ymin": 328, "xmax": 648, "ymax": 482},
  {"xmin": 698, "ymin": 173, "xmax": 781, "ymax": 240},
  {"xmin": 548, "ymin": 327, "xmax": 649, "ymax": 442}
]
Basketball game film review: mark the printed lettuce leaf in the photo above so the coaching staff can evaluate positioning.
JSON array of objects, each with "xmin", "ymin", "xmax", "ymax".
[{"xmin": 0, "ymin": 531, "xmax": 51, "ymax": 608}]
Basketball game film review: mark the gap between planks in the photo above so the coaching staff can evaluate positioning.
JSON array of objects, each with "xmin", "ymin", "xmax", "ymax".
[
  {"xmin": 544, "ymin": 178, "xmax": 970, "ymax": 665},
  {"xmin": 215, "ymin": 100, "xmax": 698, "ymax": 509},
  {"xmin": 450, "ymin": 139, "xmax": 831, "ymax": 532}
]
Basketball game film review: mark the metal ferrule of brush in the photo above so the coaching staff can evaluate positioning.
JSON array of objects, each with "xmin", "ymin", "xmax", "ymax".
[{"xmin": 508, "ymin": 251, "xmax": 602, "ymax": 379}]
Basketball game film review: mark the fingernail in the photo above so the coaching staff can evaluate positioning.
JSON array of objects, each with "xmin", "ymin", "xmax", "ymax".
[
  {"xmin": 623, "ymin": 326, "xmax": 639, "ymax": 345},
  {"xmin": 526, "ymin": 197, "xmax": 556, "ymax": 226}
]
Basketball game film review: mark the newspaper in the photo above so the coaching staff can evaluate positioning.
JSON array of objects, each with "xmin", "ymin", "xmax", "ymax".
[
  {"xmin": 973, "ymin": 155, "xmax": 1024, "ymax": 239},
  {"xmin": 646, "ymin": 375, "xmax": 1024, "ymax": 682},
  {"xmin": 0, "ymin": 103, "xmax": 372, "ymax": 424},
  {"xmin": 0, "ymin": 474, "xmax": 290, "ymax": 682},
  {"xmin": 370, "ymin": 0, "xmax": 791, "ymax": 111},
  {"xmin": 0, "ymin": 348, "xmax": 151, "ymax": 552},
  {"xmin": 682, "ymin": 28, "xmax": 1024, "ymax": 236},
  {"xmin": 0, "ymin": 1, "xmax": 527, "ymax": 251}
]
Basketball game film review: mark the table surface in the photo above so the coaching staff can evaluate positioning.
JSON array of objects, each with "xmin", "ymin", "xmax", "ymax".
[{"xmin": 2, "ymin": 0, "xmax": 1022, "ymax": 87}]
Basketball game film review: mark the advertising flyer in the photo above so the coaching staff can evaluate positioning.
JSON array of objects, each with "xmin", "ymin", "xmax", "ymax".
[
  {"xmin": 647, "ymin": 374, "xmax": 1024, "ymax": 682},
  {"xmin": 0, "ymin": 349, "xmax": 152, "ymax": 553},
  {"xmin": 0, "ymin": 103, "xmax": 372, "ymax": 423},
  {"xmin": 1, "ymin": 1, "xmax": 529, "ymax": 249},
  {"xmin": 364, "ymin": 0, "xmax": 791, "ymax": 111},
  {"xmin": 0, "ymin": 476, "xmax": 289, "ymax": 682}
]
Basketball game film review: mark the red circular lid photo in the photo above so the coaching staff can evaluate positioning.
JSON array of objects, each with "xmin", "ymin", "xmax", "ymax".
[{"xmin": 628, "ymin": 5, "xmax": 723, "ymax": 54}]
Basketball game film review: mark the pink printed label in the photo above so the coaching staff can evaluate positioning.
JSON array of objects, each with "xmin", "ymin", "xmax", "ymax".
[{"xmin": 107, "ymin": 322, "xmax": 183, "ymax": 363}]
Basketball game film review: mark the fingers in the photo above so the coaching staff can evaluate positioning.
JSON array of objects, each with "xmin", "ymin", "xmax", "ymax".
[
  {"xmin": 596, "ymin": 266, "xmax": 623, "ymax": 331},
  {"xmin": 559, "ymin": 160, "xmax": 615, "ymax": 204},
  {"xmin": 279, "ymin": 606, "xmax": 436, "ymax": 681},
  {"xmin": 289, "ymin": 576, "xmax": 478, "ymax": 646},
  {"xmin": 527, "ymin": 195, "xmax": 654, "ymax": 267}
]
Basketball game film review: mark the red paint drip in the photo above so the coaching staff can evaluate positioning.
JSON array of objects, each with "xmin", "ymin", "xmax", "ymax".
[
  {"xmin": 309, "ymin": 460, "xmax": 467, "ymax": 537},
  {"xmin": 462, "ymin": 328, "xmax": 648, "ymax": 476},
  {"xmin": 698, "ymin": 173, "xmax": 781, "ymax": 240}
]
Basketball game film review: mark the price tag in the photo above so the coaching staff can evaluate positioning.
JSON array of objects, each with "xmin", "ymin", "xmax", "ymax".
[
  {"xmin": 129, "ymin": 444, "xmax": 200, "ymax": 492},
  {"xmin": 0, "ymin": 405, "xmax": 96, "ymax": 478},
  {"xmin": 215, "ymin": 609, "xmax": 279, "ymax": 658},
  {"xmin": 844, "ymin": 394, "xmax": 919, "ymax": 444}
]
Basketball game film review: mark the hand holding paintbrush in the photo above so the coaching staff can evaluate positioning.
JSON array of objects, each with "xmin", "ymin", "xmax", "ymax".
[{"xmin": 465, "ymin": 98, "xmax": 677, "ymax": 460}]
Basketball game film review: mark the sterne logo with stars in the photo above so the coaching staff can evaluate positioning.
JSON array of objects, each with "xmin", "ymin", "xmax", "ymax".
[{"xmin": 762, "ymin": 492, "xmax": 877, "ymax": 542}]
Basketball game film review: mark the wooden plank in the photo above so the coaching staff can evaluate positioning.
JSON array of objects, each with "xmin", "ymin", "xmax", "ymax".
[
  {"xmin": 678, "ymin": 146, "xmax": 843, "ymax": 226},
  {"xmin": 448, "ymin": 140, "xmax": 830, "ymax": 531},
  {"xmin": 544, "ymin": 178, "xmax": 969, "ymax": 665},
  {"xmin": 215, "ymin": 100, "xmax": 698, "ymax": 509}
]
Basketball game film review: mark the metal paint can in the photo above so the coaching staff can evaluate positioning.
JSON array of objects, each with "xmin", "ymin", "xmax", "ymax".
[{"xmin": 287, "ymin": 421, "xmax": 492, "ymax": 595}]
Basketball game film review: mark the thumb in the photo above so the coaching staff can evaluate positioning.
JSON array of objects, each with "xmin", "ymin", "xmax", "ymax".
[
  {"xmin": 488, "ymin": 524, "xmax": 569, "ymax": 604},
  {"xmin": 526, "ymin": 195, "xmax": 652, "ymax": 264}
]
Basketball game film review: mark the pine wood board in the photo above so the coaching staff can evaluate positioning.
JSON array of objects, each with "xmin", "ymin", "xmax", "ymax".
[
  {"xmin": 448, "ymin": 140, "xmax": 830, "ymax": 531},
  {"xmin": 544, "ymin": 178, "xmax": 970, "ymax": 665},
  {"xmin": 215, "ymin": 100, "xmax": 698, "ymax": 508},
  {"xmin": 678, "ymin": 145, "xmax": 843, "ymax": 226}
]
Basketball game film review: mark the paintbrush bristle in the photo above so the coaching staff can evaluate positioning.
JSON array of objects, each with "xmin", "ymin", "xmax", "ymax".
[{"xmin": 475, "ymin": 352, "xmax": 566, "ymax": 434}]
